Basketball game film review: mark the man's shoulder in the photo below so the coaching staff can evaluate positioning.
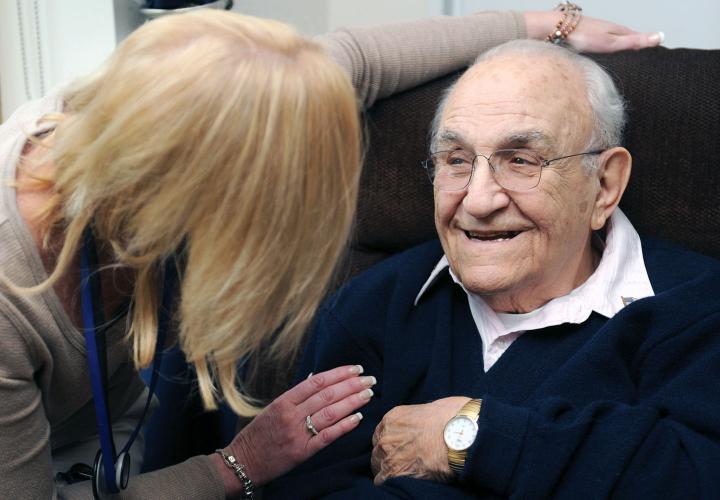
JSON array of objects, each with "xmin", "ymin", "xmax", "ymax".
[
  {"xmin": 641, "ymin": 236, "xmax": 720, "ymax": 293},
  {"xmin": 633, "ymin": 236, "xmax": 720, "ymax": 334}
]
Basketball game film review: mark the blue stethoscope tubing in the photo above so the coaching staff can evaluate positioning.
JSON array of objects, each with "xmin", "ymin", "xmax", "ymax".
[{"xmin": 79, "ymin": 227, "xmax": 177, "ymax": 497}]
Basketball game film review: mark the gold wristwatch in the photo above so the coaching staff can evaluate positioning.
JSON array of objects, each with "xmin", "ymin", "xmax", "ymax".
[{"xmin": 443, "ymin": 399, "xmax": 482, "ymax": 475}]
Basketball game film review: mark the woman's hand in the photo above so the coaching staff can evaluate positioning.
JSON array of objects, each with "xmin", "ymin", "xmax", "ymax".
[
  {"xmin": 524, "ymin": 11, "xmax": 664, "ymax": 53},
  {"xmin": 214, "ymin": 365, "xmax": 376, "ymax": 494}
]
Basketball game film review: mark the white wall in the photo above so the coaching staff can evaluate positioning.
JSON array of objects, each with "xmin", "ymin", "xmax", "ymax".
[
  {"xmin": 43, "ymin": 1, "xmax": 117, "ymax": 86},
  {"xmin": 452, "ymin": 0, "xmax": 720, "ymax": 49},
  {"xmin": 0, "ymin": 0, "xmax": 122, "ymax": 120},
  {"xmin": 327, "ymin": 0, "xmax": 444, "ymax": 32},
  {"xmin": 230, "ymin": 0, "xmax": 328, "ymax": 36},
  {"xmin": 231, "ymin": 0, "xmax": 444, "ymax": 35}
]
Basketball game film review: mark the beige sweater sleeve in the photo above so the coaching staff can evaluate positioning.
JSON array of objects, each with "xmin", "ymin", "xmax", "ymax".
[
  {"xmin": 57, "ymin": 457, "xmax": 225, "ymax": 500},
  {"xmin": 316, "ymin": 11, "xmax": 527, "ymax": 109}
]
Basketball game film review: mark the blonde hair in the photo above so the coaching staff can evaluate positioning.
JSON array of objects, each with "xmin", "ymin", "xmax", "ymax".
[{"xmin": 23, "ymin": 10, "xmax": 361, "ymax": 415}]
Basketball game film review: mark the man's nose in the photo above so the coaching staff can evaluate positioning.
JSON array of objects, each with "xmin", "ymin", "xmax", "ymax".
[{"xmin": 462, "ymin": 156, "xmax": 510, "ymax": 217}]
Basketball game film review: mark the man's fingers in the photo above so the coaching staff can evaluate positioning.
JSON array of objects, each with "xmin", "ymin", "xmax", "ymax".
[
  {"xmin": 306, "ymin": 412, "xmax": 364, "ymax": 454},
  {"xmin": 283, "ymin": 365, "xmax": 364, "ymax": 404},
  {"xmin": 370, "ymin": 447, "xmax": 380, "ymax": 476}
]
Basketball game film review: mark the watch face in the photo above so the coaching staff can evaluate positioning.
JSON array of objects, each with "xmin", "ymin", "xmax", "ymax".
[{"xmin": 443, "ymin": 415, "xmax": 478, "ymax": 451}]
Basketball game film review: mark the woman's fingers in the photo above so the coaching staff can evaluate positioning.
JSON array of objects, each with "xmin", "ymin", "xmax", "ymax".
[
  {"xmin": 283, "ymin": 365, "xmax": 364, "ymax": 405},
  {"xmin": 611, "ymin": 31, "xmax": 665, "ymax": 52},
  {"xmin": 306, "ymin": 412, "xmax": 365, "ymax": 454},
  {"xmin": 567, "ymin": 17, "xmax": 664, "ymax": 53},
  {"xmin": 300, "ymin": 374, "xmax": 376, "ymax": 417},
  {"xmin": 306, "ymin": 383, "xmax": 375, "ymax": 433},
  {"xmin": 226, "ymin": 365, "xmax": 377, "ymax": 486},
  {"xmin": 524, "ymin": 11, "xmax": 664, "ymax": 54}
]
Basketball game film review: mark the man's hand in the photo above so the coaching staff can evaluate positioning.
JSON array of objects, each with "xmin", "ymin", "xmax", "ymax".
[{"xmin": 371, "ymin": 396, "xmax": 470, "ymax": 485}]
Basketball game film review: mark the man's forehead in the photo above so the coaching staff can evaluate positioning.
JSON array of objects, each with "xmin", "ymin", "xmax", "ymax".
[
  {"xmin": 436, "ymin": 128, "xmax": 556, "ymax": 150},
  {"xmin": 440, "ymin": 54, "xmax": 591, "ymax": 146},
  {"xmin": 453, "ymin": 54, "xmax": 584, "ymax": 104},
  {"xmin": 466, "ymin": 52, "xmax": 578, "ymax": 82}
]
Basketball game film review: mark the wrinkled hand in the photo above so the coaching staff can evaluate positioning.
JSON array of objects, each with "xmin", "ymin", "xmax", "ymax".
[
  {"xmin": 224, "ymin": 365, "xmax": 376, "ymax": 488},
  {"xmin": 371, "ymin": 397, "xmax": 470, "ymax": 485},
  {"xmin": 525, "ymin": 12, "xmax": 664, "ymax": 53}
]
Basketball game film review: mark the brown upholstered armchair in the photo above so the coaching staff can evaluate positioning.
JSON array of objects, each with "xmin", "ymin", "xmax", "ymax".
[{"xmin": 145, "ymin": 46, "xmax": 720, "ymax": 471}]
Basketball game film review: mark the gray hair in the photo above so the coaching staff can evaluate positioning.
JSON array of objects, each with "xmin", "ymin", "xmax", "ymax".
[{"xmin": 430, "ymin": 40, "xmax": 626, "ymax": 173}]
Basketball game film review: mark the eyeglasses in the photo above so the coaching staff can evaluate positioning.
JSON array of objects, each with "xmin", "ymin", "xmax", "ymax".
[{"xmin": 422, "ymin": 148, "xmax": 604, "ymax": 192}]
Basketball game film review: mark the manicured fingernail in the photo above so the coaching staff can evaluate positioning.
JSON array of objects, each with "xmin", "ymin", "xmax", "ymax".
[
  {"xmin": 361, "ymin": 376, "xmax": 377, "ymax": 387},
  {"xmin": 352, "ymin": 412, "xmax": 363, "ymax": 422},
  {"xmin": 307, "ymin": 372, "xmax": 313, "ymax": 379},
  {"xmin": 349, "ymin": 365, "xmax": 364, "ymax": 374},
  {"xmin": 359, "ymin": 388, "xmax": 374, "ymax": 399},
  {"xmin": 649, "ymin": 31, "xmax": 664, "ymax": 44}
]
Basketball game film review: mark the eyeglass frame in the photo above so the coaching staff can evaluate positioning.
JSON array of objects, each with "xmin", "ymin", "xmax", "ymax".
[{"xmin": 421, "ymin": 148, "xmax": 605, "ymax": 192}]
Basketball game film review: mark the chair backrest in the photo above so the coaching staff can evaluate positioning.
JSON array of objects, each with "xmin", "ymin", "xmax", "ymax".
[{"xmin": 342, "ymin": 47, "xmax": 720, "ymax": 285}]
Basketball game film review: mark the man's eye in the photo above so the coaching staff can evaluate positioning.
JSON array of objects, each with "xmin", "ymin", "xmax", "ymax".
[
  {"xmin": 446, "ymin": 153, "xmax": 472, "ymax": 166},
  {"xmin": 498, "ymin": 150, "xmax": 540, "ymax": 168},
  {"xmin": 510, "ymin": 155, "xmax": 532, "ymax": 165}
]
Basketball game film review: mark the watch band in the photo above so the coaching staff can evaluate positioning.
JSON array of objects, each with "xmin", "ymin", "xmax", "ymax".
[{"xmin": 447, "ymin": 399, "xmax": 482, "ymax": 475}]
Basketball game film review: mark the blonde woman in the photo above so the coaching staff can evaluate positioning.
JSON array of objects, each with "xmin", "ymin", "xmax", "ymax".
[{"xmin": 0, "ymin": 7, "xmax": 661, "ymax": 500}]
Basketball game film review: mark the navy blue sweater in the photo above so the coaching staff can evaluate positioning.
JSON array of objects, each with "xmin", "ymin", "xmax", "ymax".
[{"xmin": 266, "ymin": 238, "xmax": 720, "ymax": 499}]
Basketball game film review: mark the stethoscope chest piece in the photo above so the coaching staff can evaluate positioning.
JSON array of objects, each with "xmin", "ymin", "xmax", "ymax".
[{"xmin": 92, "ymin": 449, "xmax": 131, "ymax": 496}]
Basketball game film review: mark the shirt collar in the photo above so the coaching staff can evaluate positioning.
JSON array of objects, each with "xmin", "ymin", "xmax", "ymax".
[
  {"xmin": 414, "ymin": 256, "xmax": 451, "ymax": 306},
  {"xmin": 414, "ymin": 208, "xmax": 654, "ymax": 317}
]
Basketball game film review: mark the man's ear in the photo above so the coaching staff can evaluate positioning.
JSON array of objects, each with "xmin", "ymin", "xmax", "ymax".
[{"xmin": 591, "ymin": 147, "xmax": 632, "ymax": 230}]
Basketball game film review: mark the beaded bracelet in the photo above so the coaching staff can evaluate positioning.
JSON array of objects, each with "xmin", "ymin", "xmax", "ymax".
[
  {"xmin": 215, "ymin": 449, "xmax": 255, "ymax": 499},
  {"xmin": 546, "ymin": 1, "xmax": 583, "ymax": 45}
]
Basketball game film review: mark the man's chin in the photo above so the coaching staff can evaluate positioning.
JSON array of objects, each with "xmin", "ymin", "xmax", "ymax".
[{"xmin": 455, "ymin": 268, "xmax": 521, "ymax": 297}]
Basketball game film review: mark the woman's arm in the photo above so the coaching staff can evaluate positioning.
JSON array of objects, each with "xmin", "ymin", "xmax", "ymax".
[
  {"xmin": 0, "ymin": 312, "xmax": 55, "ymax": 499},
  {"xmin": 316, "ymin": 11, "xmax": 525, "ymax": 109},
  {"xmin": 317, "ymin": 10, "xmax": 663, "ymax": 109}
]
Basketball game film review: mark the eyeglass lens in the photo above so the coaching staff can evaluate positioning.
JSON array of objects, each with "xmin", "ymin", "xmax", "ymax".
[{"xmin": 428, "ymin": 149, "xmax": 543, "ymax": 191}]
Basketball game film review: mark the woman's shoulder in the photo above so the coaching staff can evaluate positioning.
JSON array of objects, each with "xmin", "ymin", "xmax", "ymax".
[{"xmin": 1, "ymin": 87, "xmax": 64, "ymax": 133}]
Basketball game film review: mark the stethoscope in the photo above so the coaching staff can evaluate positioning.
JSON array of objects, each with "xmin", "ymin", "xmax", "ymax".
[{"xmin": 79, "ymin": 227, "xmax": 178, "ymax": 498}]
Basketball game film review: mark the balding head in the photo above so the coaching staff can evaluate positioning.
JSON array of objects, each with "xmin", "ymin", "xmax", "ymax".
[{"xmin": 431, "ymin": 40, "xmax": 626, "ymax": 172}]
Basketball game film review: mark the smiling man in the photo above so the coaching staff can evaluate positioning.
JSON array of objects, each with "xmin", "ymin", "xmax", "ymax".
[
  {"xmin": 431, "ymin": 49, "xmax": 616, "ymax": 314},
  {"xmin": 266, "ymin": 40, "xmax": 720, "ymax": 499}
]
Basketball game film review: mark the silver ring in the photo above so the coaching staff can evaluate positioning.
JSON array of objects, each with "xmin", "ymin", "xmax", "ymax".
[{"xmin": 305, "ymin": 415, "xmax": 319, "ymax": 436}]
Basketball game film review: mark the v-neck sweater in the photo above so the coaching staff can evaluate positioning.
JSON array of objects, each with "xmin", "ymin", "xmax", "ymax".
[{"xmin": 267, "ymin": 237, "xmax": 720, "ymax": 499}]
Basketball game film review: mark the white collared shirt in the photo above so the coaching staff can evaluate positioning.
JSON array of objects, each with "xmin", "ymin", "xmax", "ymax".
[{"xmin": 414, "ymin": 209, "xmax": 655, "ymax": 372}]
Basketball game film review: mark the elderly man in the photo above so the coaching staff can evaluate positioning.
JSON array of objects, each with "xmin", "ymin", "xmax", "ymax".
[{"xmin": 266, "ymin": 40, "xmax": 720, "ymax": 499}]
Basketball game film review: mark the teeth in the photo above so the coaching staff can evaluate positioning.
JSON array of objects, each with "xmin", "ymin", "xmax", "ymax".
[{"xmin": 466, "ymin": 230, "xmax": 520, "ymax": 241}]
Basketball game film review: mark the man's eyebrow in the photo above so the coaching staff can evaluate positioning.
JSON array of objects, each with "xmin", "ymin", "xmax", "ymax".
[
  {"xmin": 504, "ymin": 130, "xmax": 555, "ymax": 150},
  {"xmin": 435, "ymin": 130, "xmax": 470, "ymax": 149}
]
